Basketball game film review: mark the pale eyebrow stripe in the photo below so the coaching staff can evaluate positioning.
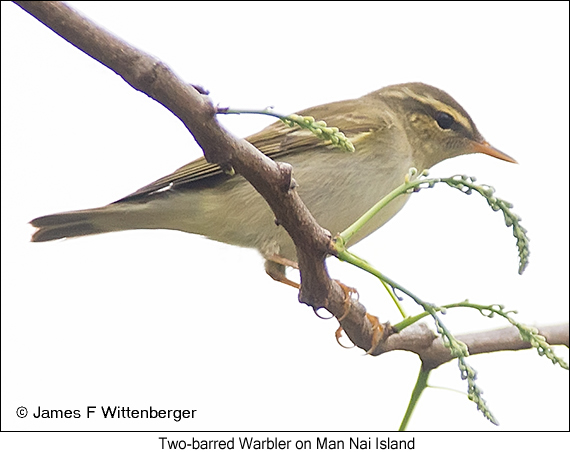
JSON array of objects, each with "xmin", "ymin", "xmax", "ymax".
[{"xmin": 382, "ymin": 87, "xmax": 473, "ymax": 131}]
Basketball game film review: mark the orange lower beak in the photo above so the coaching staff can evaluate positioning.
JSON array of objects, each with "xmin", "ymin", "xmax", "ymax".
[{"xmin": 471, "ymin": 140, "xmax": 517, "ymax": 163}]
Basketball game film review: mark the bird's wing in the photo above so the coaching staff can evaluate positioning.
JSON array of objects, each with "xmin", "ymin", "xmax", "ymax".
[{"xmin": 116, "ymin": 101, "xmax": 387, "ymax": 203}]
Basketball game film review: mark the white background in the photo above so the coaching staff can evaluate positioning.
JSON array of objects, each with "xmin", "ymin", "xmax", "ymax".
[{"xmin": 1, "ymin": 0, "xmax": 568, "ymax": 448}]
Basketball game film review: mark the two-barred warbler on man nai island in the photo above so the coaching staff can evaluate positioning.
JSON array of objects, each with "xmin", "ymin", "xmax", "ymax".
[{"xmin": 30, "ymin": 83, "xmax": 516, "ymax": 283}]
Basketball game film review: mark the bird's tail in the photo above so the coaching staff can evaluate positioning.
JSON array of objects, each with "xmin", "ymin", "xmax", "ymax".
[{"xmin": 30, "ymin": 204, "xmax": 145, "ymax": 242}]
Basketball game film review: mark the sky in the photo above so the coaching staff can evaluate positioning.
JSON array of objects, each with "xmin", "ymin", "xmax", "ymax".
[{"xmin": 1, "ymin": 1, "xmax": 569, "ymax": 449}]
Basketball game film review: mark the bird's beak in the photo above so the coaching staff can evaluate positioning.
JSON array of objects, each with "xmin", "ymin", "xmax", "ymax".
[{"xmin": 471, "ymin": 140, "xmax": 518, "ymax": 164}]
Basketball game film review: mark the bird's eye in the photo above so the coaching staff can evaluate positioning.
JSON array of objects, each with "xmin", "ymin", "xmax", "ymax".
[{"xmin": 435, "ymin": 111, "xmax": 455, "ymax": 130}]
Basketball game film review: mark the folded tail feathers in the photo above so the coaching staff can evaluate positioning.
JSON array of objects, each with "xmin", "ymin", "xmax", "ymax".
[{"xmin": 30, "ymin": 209, "xmax": 110, "ymax": 242}]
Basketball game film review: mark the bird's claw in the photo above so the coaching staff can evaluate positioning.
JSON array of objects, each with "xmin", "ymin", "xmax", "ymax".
[{"xmin": 365, "ymin": 313, "xmax": 384, "ymax": 354}]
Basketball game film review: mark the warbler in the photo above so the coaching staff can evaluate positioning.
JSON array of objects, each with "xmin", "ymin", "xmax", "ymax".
[{"xmin": 30, "ymin": 83, "xmax": 516, "ymax": 283}]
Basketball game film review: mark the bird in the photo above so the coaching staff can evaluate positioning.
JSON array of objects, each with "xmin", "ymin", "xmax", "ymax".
[{"xmin": 30, "ymin": 82, "xmax": 516, "ymax": 285}]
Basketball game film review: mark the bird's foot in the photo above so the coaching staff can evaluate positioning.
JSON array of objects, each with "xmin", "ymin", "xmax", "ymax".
[
  {"xmin": 365, "ymin": 313, "xmax": 384, "ymax": 354},
  {"xmin": 265, "ymin": 255, "xmax": 300, "ymax": 288}
]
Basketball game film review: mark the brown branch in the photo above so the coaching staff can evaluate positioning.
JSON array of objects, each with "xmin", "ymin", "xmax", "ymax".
[
  {"xmin": 374, "ymin": 322, "xmax": 569, "ymax": 370},
  {"xmin": 13, "ymin": 0, "xmax": 383, "ymax": 351}
]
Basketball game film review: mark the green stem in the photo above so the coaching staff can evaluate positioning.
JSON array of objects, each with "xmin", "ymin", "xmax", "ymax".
[
  {"xmin": 399, "ymin": 367, "xmax": 430, "ymax": 431},
  {"xmin": 393, "ymin": 301, "xmax": 469, "ymax": 330},
  {"xmin": 219, "ymin": 108, "xmax": 286, "ymax": 119},
  {"xmin": 219, "ymin": 108, "xmax": 356, "ymax": 153},
  {"xmin": 338, "ymin": 171, "xmax": 422, "ymax": 245},
  {"xmin": 337, "ymin": 249, "xmax": 407, "ymax": 318}
]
